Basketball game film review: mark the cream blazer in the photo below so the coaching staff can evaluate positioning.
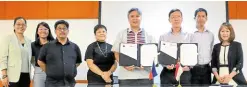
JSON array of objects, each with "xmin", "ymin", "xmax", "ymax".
[{"xmin": 0, "ymin": 32, "xmax": 32, "ymax": 82}]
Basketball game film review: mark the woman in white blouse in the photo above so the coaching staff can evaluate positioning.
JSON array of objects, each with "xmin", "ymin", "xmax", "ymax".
[{"xmin": 211, "ymin": 22, "xmax": 247, "ymax": 86}]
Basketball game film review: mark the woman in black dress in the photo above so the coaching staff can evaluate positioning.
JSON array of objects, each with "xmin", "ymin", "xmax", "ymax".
[{"xmin": 85, "ymin": 24, "xmax": 117, "ymax": 85}]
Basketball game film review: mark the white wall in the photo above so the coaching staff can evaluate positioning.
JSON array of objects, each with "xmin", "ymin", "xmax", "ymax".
[
  {"xmin": 101, "ymin": 1, "xmax": 227, "ymax": 83},
  {"xmin": 229, "ymin": 20, "xmax": 247, "ymax": 80},
  {"xmin": 0, "ymin": 19, "xmax": 98, "ymax": 80},
  {"xmin": 1, "ymin": 1, "xmax": 244, "ymax": 82},
  {"xmin": 102, "ymin": 1, "xmax": 227, "ymax": 44}
]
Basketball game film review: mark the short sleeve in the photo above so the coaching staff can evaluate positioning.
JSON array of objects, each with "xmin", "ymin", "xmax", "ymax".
[
  {"xmin": 111, "ymin": 31, "xmax": 123, "ymax": 53},
  {"xmin": 38, "ymin": 43, "xmax": 48, "ymax": 63},
  {"xmin": 84, "ymin": 43, "xmax": 94, "ymax": 61},
  {"xmin": 75, "ymin": 44, "xmax": 82, "ymax": 63}
]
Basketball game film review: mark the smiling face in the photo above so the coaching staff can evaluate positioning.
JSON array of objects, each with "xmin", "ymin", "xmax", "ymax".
[
  {"xmin": 169, "ymin": 11, "xmax": 182, "ymax": 28},
  {"xmin": 128, "ymin": 10, "xmax": 141, "ymax": 28},
  {"xmin": 55, "ymin": 24, "xmax": 69, "ymax": 39},
  {"xmin": 220, "ymin": 26, "xmax": 231, "ymax": 42},
  {"xmin": 218, "ymin": 23, "xmax": 235, "ymax": 42},
  {"xmin": 14, "ymin": 19, "xmax": 26, "ymax": 34},
  {"xmin": 37, "ymin": 25, "xmax": 49, "ymax": 39},
  {"xmin": 95, "ymin": 28, "xmax": 107, "ymax": 42}
]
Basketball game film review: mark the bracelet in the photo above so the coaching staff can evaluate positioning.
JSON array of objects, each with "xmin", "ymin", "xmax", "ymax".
[{"xmin": 2, "ymin": 75, "xmax": 7, "ymax": 79}]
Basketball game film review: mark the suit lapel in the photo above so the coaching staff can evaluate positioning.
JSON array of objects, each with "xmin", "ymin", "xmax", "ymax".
[
  {"xmin": 11, "ymin": 33, "xmax": 22, "ymax": 60},
  {"xmin": 228, "ymin": 43, "xmax": 233, "ymax": 66},
  {"xmin": 216, "ymin": 44, "xmax": 221, "ymax": 65}
]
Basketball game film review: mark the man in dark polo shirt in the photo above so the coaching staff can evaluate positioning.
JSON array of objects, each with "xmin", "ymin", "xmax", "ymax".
[{"xmin": 38, "ymin": 20, "xmax": 82, "ymax": 87}]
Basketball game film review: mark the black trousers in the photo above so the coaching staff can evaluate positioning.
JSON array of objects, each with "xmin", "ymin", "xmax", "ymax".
[
  {"xmin": 45, "ymin": 77, "xmax": 76, "ymax": 87},
  {"xmin": 180, "ymin": 71, "xmax": 192, "ymax": 84},
  {"xmin": 7, "ymin": 73, "xmax": 30, "ymax": 87},
  {"xmin": 45, "ymin": 83, "xmax": 75, "ymax": 87},
  {"xmin": 118, "ymin": 79, "xmax": 153, "ymax": 87},
  {"xmin": 160, "ymin": 68, "xmax": 191, "ymax": 85},
  {"xmin": 160, "ymin": 68, "xmax": 177, "ymax": 85},
  {"xmin": 191, "ymin": 64, "xmax": 211, "ymax": 85}
]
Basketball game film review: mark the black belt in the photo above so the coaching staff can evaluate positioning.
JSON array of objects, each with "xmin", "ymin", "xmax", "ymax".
[
  {"xmin": 196, "ymin": 64, "xmax": 209, "ymax": 68},
  {"xmin": 219, "ymin": 65, "xmax": 228, "ymax": 67}
]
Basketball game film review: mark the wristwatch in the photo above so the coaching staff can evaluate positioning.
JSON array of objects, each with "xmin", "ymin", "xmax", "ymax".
[{"xmin": 2, "ymin": 75, "xmax": 8, "ymax": 79}]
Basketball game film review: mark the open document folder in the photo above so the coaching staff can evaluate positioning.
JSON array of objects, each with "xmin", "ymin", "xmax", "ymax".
[
  {"xmin": 119, "ymin": 43, "xmax": 138, "ymax": 66},
  {"xmin": 139, "ymin": 44, "xmax": 158, "ymax": 66},
  {"xmin": 178, "ymin": 43, "xmax": 198, "ymax": 66},
  {"xmin": 119, "ymin": 43, "xmax": 158, "ymax": 67},
  {"xmin": 158, "ymin": 41, "xmax": 177, "ymax": 65}
]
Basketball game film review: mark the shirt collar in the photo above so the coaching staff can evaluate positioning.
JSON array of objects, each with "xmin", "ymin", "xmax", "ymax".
[
  {"xmin": 55, "ymin": 38, "xmax": 70, "ymax": 45},
  {"xmin": 194, "ymin": 27, "xmax": 209, "ymax": 33},
  {"xmin": 127, "ymin": 28, "xmax": 143, "ymax": 33},
  {"xmin": 169, "ymin": 28, "xmax": 185, "ymax": 35}
]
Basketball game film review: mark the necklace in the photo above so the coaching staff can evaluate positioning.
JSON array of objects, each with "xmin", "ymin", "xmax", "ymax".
[{"xmin": 96, "ymin": 42, "xmax": 108, "ymax": 57}]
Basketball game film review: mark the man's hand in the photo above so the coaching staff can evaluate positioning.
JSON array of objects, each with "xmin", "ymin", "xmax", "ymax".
[
  {"xmin": 136, "ymin": 65, "xmax": 144, "ymax": 70},
  {"xmin": 166, "ymin": 64, "xmax": 174, "ymax": 70},
  {"xmin": 124, "ymin": 65, "xmax": 135, "ymax": 71},
  {"xmin": 182, "ymin": 66, "xmax": 190, "ymax": 71}
]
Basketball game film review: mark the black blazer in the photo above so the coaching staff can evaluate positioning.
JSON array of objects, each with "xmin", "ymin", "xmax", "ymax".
[{"xmin": 211, "ymin": 41, "xmax": 247, "ymax": 85}]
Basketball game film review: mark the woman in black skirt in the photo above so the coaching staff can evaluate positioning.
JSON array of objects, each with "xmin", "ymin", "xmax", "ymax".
[{"xmin": 85, "ymin": 24, "xmax": 117, "ymax": 86}]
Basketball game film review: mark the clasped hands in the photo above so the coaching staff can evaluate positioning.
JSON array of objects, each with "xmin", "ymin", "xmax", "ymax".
[
  {"xmin": 100, "ymin": 71, "xmax": 112, "ymax": 83},
  {"xmin": 216, "ymin": 75, "xmax": 233, "ymax": 84}
]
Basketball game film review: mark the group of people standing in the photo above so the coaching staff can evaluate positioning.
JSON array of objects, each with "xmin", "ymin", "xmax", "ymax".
[{"xmin": 0, "ymin": 7, "xmax": 247, "ymax": 87}]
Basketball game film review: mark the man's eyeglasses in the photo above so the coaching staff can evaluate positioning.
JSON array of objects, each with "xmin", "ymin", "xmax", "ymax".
[
  {"xmin": 15, "ymin": 24, "xmax": 26, "ymax": 27},
  {"xmin": 56, "ymin": 28, "xmax": 68, "ymax": 31}
]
